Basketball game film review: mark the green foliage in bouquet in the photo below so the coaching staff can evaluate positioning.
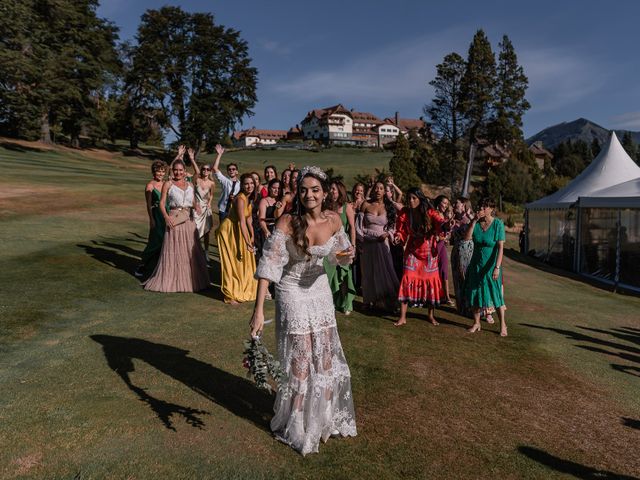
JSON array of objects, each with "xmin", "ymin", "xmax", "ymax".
[{"xmin": 242, "ymin": 337, "xmax": 284, "ymax": 393}]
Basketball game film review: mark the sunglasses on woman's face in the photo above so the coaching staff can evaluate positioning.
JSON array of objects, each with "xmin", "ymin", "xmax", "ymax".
[{"xmin": 202, "ymin": 167, "xmax": 211, "ymax": 171}]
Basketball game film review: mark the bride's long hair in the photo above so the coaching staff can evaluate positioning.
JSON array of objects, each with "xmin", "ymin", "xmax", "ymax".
[{"xmin": 290, "ymin": 167, "xmax": 330, "ymax": 256}]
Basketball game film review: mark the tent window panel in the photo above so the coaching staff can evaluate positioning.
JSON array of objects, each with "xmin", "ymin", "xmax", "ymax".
[
  {"xmin": 619, "ymin": 209, "xmax": 640, "ymax": 288},
  {"xmin": 528, "ymin": 209, "xmax": 549, "ymax": 258},
  {"xmin": 580, "ymin": 208, "xmax": 618, "ymax": 281},
  {"xmin": 548, "ymin": 209, "xmax": 576, "ymax": 269}
]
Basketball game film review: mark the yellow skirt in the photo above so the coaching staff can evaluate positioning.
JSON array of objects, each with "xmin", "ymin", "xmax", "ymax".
[{"xmin": 216, "ymin": 217, "xmax": 257, "ymax": 303}]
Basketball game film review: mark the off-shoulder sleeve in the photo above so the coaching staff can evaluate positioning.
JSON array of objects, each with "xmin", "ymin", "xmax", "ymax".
[
  {"xmin": 255, "ymin": 228, "xmax": 290, "ymax": 283},
  {"xmin": 326, "ymin": 226, "xmax": 352, "ymax": 266}
]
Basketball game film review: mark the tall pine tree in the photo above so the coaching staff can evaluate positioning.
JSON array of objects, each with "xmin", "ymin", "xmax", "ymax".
[
  {"xmin": 425, "ymin": 52, "xmax": 466, "ymax": 192},
  {"xmin": 489, "ymin": 35, "xmax": 530, "ymax": 144},
  {"xmin": 459, "ymin": 29, "xmax": 497, "ymax": 195}
]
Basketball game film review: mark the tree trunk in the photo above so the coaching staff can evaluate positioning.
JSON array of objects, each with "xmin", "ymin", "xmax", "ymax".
[
  {"xmin": 40, "ymin": 111, "xmax": 52, "ymax": 144},
  {"xmin": 129, "ymin": 133, "xmax": 139, "ymax": 150},
  {"xmin": 462, "ymin": 142, "xmax": 475, "ymax": 198},
  {"xmin": 71, "ymin": 135, "xmax": 80, "ymax": 148}
]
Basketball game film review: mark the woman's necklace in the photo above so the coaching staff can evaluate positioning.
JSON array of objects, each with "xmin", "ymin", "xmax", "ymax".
[{"xmin": 480, "ymin": 216, "xmax": 494, "ymax": 232}]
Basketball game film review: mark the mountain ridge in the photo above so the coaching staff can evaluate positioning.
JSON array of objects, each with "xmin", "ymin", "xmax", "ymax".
[{"xmin": 526, "ymin": 118, "xmax": 640, "ymax": 149}]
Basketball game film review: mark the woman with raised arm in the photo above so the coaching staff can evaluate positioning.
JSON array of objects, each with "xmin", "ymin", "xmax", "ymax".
[
  {"xmin": 394, "ymin": 188, "xmax": 443, "ymax": 326},
  {"xmin": 136, "ymin": 160, "xmax": 168, "ymax": 278},
  {"xmin": 250, "ymin": 166, "xmax": 357, "ymax": 456},
  {"xmin": 357, "ymin": 180, "xmax": 399, "ymax": 311},
  {"xmin": 216, "ymin": 173, "xmax": 258, "ymax": 304},
  {"xmin": 324, "ymin": 180, "xmax": 356, "ymax": 315},
  {"xmin": 193, "ymin": 152, "xmax": 215, "ymax": 258},
  {"xmin": 142, "ymin": 156, "xmax": 209, "ymax": 292},
  {"xmin": 463, "ymin": 197, "xmax": 508, "ymax": 336}
]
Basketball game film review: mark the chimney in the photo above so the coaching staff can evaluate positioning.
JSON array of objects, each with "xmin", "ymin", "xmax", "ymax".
[{"xmin": 395, "ymin": 111, "xmax": 399, "ymax": 126}]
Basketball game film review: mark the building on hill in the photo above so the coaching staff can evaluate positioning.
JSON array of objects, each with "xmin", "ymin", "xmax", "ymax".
[
  {"xmin": 232, "ymin": 128, "xmax": 288, "ymax": 147},
  {"xmin": 475, "ymin": 139, "xmax": 511, "ymax": 170},
  {"xmin": 300, "ymin": 104, "xmax": 355, "ymax": 145},
  {"xmin": 529, "ymin": 141, "xmax": 554, "ymax": 169},
  {"xmin": 300, "ymin": 105, "xmax": 429, "ymax": 147},
  {"xmin": 287, "ymin": 125, "xmax": 303, "ymax": 141}
]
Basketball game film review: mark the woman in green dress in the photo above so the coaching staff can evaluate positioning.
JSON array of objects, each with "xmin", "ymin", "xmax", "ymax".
[
  {"xmin": 137, "ymin": 160, "xmax": 168, "ymax": 278},
  {"xmin": 324, "ymin": 180, "xmax": 356, "ymax": 314},
  {"xmin": 463, "ymin": 197, "xmax": 508, "ymax": 336}
]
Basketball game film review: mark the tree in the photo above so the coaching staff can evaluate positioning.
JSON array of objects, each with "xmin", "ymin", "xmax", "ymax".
[
  {"xmin": 0, "ymin": 0, "xmax": 120, "ymax": 144},
  {"xmin": 489, "ymin": 35, "xmax": 530, "ymax": 144},
  {"xmin": 459, "ymin": 29, "xmax": 497, "ymax": 195},
  {"xmin": 425, "ymin": 52, "xmax": 466, "ymax": 192},
  {"xmin": 127, "ymin": 6, "xmax": 257, "ymax": 152},
  {"xmin": 621, "ymin": 131, "xmax": 638, "ymax": 161},
  {"xmin": 590, "ymin": 138, "xmax": 601, "ymax": 158},
  {"xmin": 389, "ymin": 134, "xmax": 421, "ymax": 190}
]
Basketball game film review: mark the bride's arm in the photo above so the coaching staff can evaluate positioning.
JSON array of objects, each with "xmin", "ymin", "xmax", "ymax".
[{"xmin": 250, "ymin": 279, "xmax": 269, "ymax": 337}]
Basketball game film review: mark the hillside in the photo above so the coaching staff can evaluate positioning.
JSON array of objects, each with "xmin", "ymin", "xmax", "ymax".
[{"xmin": 526, "ymin": 118, "xmax": 640, "ymax": 149}]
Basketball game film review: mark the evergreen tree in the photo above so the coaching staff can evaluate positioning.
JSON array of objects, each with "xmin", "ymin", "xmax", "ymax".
[
  {"xmin": 389, "ymin": 134, "xmax": 421, "ymax": 190},
  {"xmin": 459, "ymin": 29, "xmax": 497, "ymax": 195},
  {"xmin": 590, "ymin": 138, "xmax": 601, "ymax": 158},
  {"xmin": 621, "ymin": 131, "xmax": 638, "ymax": 161},
  {"xmin": 425, "ymin": 52, "xmax": 466, "ymax": 192},
  {"xmin": 489, "ymin": 35, "xmax": 530, "ymax": 144},
  {"xmin": 0, "ymin": 0, "xmax": 119, "ymax": 144},
  {"xmin": 127, "ymin": 6, "xmax": 257, "ymax": 152}
]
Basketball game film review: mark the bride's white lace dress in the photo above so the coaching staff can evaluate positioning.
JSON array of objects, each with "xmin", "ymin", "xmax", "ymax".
[{"xmin": 255, "ymin": 226, "xmax": 357, "ymax": 455}]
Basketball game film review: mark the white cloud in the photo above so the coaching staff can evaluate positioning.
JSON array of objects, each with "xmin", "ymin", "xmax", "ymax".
[
  {"xmin": 609, "ymin": 111, "xmax": 640, "ymax": 130},
  {"xmin": 267, "ymin": 27, "xmax": 470, "ymax": 107}
]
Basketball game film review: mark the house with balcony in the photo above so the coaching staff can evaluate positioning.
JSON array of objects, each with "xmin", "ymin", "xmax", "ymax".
[
  {"xmin": 232, "ymin": 128, "xmax": 288, "ymax": 147},
  {"xmin": 300, "ymin": 104, "xmax": 355, "ymax": 145}
]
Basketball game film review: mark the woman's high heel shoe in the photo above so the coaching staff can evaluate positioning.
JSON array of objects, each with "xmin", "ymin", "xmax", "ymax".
[{"xmin": 467, "ymin": 324, "xmax": 481, "ymax": 333}]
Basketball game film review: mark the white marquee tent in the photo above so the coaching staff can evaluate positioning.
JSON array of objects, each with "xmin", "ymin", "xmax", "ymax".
[{"xmin": 525, "ymin": 132, "xmax": 640, "ymax": 289}]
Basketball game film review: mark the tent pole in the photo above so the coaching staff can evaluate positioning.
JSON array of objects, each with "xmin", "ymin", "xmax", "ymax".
[{"xmin": 614, "ymin": 210, "xmax": 621, "ymax": 291}]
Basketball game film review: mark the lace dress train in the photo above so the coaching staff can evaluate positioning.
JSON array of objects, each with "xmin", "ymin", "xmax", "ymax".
[{"xmin": 255, "ymin": 227, "xmax": 357, "ymax": 455}]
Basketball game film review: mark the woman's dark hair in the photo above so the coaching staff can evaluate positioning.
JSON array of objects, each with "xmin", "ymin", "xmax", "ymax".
[
  {"xmin": 151, "ymin": 160, "xmax": 167, "ymax": 174},
  {"xmin": 372, "ymin": 181, "xmax": 396, "ymax": 231},
  {"xmin": 478, "ymin": 197, "xmax": 496, "ymax": 210},
  {"xmin": 290, "ymin": 170, "xmax": 329, "ymax": 256},
  {"xmin": 267, "ymin": 179, "xmax": 283, "ymax": 201},
  {"xmin": 406, "ymin": 187, "xmax": 433, "ymax": 235},
  {"xmin": 264, "ymin": 165, "xmax": 277, "ymax": 178},
  {"xmin": 327, "ymin": 180, "xmax": 348, "ymax": 211},
  {"xmin": 434, "ymin": 195, "xmax": 450, "ymax": 209}
]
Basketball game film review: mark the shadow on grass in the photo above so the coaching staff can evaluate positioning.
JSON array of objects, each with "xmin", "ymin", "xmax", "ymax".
[
  {"xmin": 518, "ymin": 446, "xmax": 639, "ymax": 479},
  {"xmin": 622, "ymin": 417, "xmax": 640, "ymax": 430},
  {"xmin": 78, "ymin": 240, "xmax": 142, "ymax": 278},
  {"xmin": 522, "ymin": 323, "xmax": 640, "ymax": 379},
  {"xmin": 91, "ymin": 335, "xmax": 273, "ymax": 431},
  {"xmin": 0, "ymin": 140, "xmax": 48, "ymax": 153}
]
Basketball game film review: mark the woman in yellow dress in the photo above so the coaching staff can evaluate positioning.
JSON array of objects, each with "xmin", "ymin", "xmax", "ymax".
[{"xmin": 216, "ymin": 173, "xmax": 258, "ymax": 304}]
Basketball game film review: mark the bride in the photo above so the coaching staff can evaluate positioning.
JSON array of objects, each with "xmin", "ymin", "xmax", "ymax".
[{"xmin": 250, "ymin": 166, "xmax": 357, "ymax": 456}]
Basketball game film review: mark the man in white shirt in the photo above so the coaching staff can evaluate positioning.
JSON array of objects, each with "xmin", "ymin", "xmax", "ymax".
[{"xmin": 212, "ymin": 144, "xmax": 241, "ymax": 222}]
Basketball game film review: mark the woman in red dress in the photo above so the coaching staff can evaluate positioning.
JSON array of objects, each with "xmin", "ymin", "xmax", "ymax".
[{"xmin": 394, "ymin": 188, "xmax": 445, "ymax": 326}]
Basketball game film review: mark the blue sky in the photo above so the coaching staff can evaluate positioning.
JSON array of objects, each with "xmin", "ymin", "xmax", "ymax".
[{"xmin": 98, "ymin": 0, "xmax": 640, "ymax": 138}]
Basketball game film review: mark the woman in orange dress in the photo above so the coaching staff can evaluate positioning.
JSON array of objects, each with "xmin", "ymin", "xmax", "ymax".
[{"xmin": 394, "ymin": 188, "xmax": 444, "ymax": 326}]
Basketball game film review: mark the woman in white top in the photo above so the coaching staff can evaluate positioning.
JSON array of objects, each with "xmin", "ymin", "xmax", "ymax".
[{"xmin": 143, "ymin": 159, "xmax": 209, "ymax": 292}]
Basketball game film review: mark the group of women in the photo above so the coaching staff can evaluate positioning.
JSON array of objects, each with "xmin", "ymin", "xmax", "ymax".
[{"xmin": 135, "ymin": 147, "xmax": 508, "ymax": 456}]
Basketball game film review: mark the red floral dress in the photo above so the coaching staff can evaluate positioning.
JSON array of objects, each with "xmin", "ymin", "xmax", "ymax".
[{"xmin": 395, "ymin": 208, "xmax": 443, "ymax": 306}]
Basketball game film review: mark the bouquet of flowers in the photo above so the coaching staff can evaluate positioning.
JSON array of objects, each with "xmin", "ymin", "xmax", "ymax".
[{"xmin": 242, "ymin": 334, "xmax": 284, "ymax": 393}]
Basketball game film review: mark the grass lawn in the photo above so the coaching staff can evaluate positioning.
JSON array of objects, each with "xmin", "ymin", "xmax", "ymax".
[{"xmin": 0, "ymin": 140, "xmax": 639, "ymax": 479}]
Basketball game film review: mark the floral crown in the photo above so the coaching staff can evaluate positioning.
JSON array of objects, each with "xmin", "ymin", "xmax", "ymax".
[{"xmin": 298, "ymin": 165, "xmax": 327, "ymax": 184}]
